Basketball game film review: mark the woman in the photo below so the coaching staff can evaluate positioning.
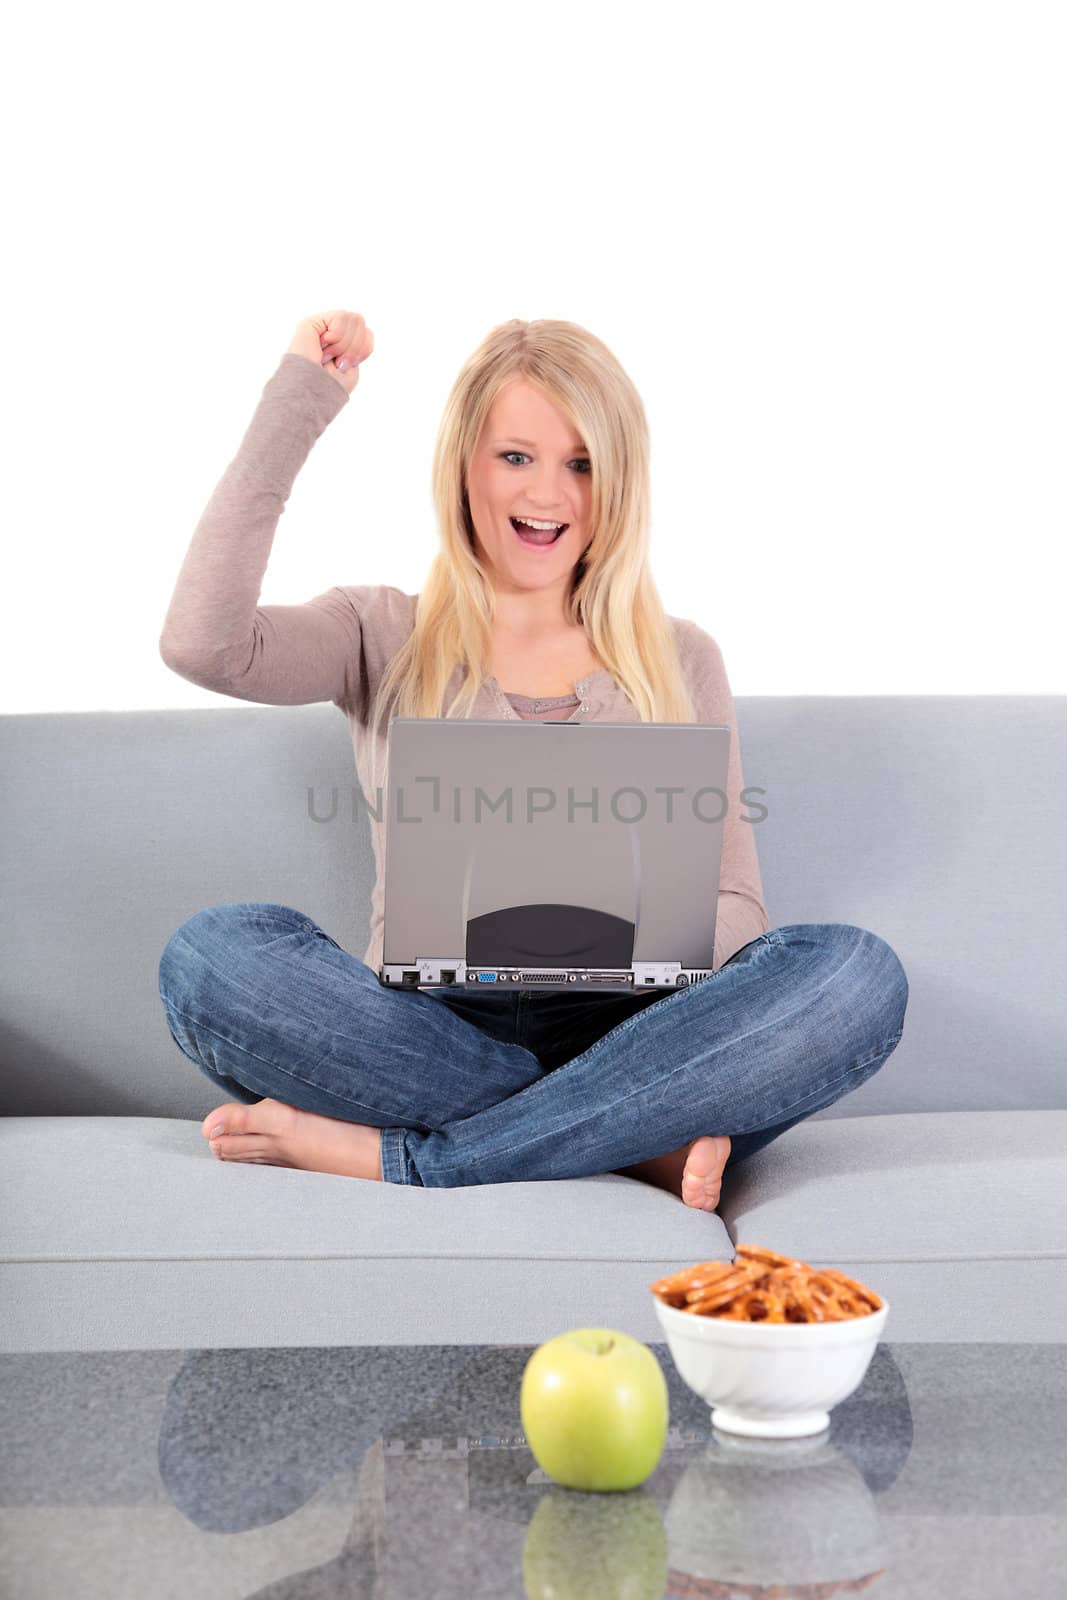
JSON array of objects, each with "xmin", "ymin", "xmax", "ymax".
[{"xmin": 158, "ymin": 308, "xmax": 908, "ymax": 1207}]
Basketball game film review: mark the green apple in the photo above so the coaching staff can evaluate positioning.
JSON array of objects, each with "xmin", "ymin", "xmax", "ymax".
[
  {"xmin": 522, "ymin": 1486, "xmax": 669, "ymax": 1599},
  {"xmin": 520, "ymin": 1328, "xmax": 669, "ymax": 1492}
]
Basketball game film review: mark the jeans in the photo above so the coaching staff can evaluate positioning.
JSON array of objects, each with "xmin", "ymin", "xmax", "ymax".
[{"xmin": 157, "ymin": 904, "xmax": 909, "ymax": 1188}]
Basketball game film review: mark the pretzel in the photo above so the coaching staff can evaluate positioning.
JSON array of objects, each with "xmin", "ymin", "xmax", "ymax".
[
  {"xmin": 716, "ymin": 1287, "xmax": 790, "ymax": 1323},
  {"xmin": 650, "ymin": 1242, "xmax": 883, "ymax": 1323},
  {"xmin": 816, "ymin": 1266, "xmax": 884, "ymax": 1305},
  {"xmin": 683, "ymin": 1263, "xmax": 767, "ymax": 1315},
  {"xmin": 649, "ymin": 1259, "xmax": 743, "ymax": 1309},
  {"xmin": 734, "ymin": 1244, "xmax": 805, "ymax": 1271}
]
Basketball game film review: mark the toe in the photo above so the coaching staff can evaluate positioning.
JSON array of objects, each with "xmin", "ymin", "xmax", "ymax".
[
  {"xmin": 683, "ymin": 1134, "xmax": 731, "ymax": 1181},
  {"xmin": 201, "ymin": 1103, "xmax": 251, "ymax": 1140},
  {"xmin": 212, "ymin": 1134, "xmax": 269, "ymax": 1162},
  {"xmin": 681, "ymin": 1169, "xmax": 714, "ymax": 1207},
  {"xmin": 681, "ymin": 1135, "xmax": 732, "ymax": 1210}
]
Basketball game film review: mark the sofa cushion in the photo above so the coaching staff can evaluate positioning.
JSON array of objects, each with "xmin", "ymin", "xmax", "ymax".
[
  {"xmin": 4, "ymin": 1109, "xmax": 1063, "ymax": 1351},
  {"xmin": 719, "ymin": 1107, "xmax": 1067, "ymax": 1342},
  {"xmin": 0, "ymin": 1115, "xmax": 731, "ymax": 1353}
]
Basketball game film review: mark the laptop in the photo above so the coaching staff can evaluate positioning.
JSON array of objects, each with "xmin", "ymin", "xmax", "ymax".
[{"xmin": 378, "ymin": 718, "xmax": 731, "ymax": 994}]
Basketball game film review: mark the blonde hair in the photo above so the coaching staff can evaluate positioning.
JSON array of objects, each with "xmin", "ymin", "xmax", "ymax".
[{"xmin": 367, "ymin": 317, "xmax": 695, "ymax": 799}]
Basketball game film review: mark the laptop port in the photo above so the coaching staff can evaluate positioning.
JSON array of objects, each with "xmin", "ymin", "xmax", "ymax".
[
  {"xmin": 474, "ymin": 971, "xmax": 498, "ymax": 982},
  {"xmin": 439, "ymin": 969, "xmax": 456, "ymax": 984}
]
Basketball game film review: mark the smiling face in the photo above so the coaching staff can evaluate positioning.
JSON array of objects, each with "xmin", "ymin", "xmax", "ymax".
[{"xmin": 466, "ymin": 378, "xmax": 593, "ymax": 611}]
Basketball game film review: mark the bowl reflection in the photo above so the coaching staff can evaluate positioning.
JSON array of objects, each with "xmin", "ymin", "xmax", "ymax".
[{"xmin": 665, "ymin": 1431, "xmax": 888, "ymax": 1594}]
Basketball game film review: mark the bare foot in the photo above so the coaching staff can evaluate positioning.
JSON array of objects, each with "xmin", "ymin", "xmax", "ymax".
[
  {"xmin": 616, "ymin": 1134, "xmax": 732, "ymax": 1212},
  {"xmin": 201, "ymin": 1098, "xmax": 383, "ymax": 1182}
]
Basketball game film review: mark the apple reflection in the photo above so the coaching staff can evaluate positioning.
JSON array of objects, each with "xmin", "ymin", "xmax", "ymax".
[{"xmin": 523, "ymin": 1488, "xmax": 668, "ymax": 1600}]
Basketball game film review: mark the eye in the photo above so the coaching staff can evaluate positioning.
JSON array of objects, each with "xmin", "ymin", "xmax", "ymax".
[{"xmin": 500, "ymin": 451, "xmax": 591, "ymax": 473}]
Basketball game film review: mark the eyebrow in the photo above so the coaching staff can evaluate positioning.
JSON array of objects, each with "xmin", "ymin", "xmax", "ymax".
[{"xmin": 495, "ymin": 437, "xmax": 588, "ymax": 451}]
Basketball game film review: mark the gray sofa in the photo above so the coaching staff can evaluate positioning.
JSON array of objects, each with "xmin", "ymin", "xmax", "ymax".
[{"xmin": 3, "ymin": 696, "xmax": 1064, "ymax": 1352}]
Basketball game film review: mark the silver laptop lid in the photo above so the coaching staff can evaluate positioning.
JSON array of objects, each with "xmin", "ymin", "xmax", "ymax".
[{"xmin": 380, "ymin": 718, "xmax": 730, "ymax": 993}]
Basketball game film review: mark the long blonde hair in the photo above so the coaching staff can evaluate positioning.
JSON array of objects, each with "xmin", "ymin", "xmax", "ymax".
[{"xmin": 367, "ymin": 317, "xmax": 695, "ymax": 800}]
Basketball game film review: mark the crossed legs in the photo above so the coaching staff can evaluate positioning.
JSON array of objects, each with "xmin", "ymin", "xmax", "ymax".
[{"xmin": 160, "ymin": 905, "xmax": 908, "ymax": 1202}]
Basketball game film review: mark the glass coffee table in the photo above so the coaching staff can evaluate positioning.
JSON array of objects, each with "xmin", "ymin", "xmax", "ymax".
[{"xmin": 1, "ymin": 1341, "xmax": 1063, "ymax": 1597}]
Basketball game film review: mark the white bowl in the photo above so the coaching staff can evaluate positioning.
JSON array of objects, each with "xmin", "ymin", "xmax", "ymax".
[{"xmin": 652, "ymin": 1294, "xmax": 889, "ymax": 1438}]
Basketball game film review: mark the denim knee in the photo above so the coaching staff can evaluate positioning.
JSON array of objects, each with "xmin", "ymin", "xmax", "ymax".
[
  {"xmin": 157, "ymin": 902, "xmax": 312, "ymax": 1005},
  {"xmin": 778, "ymin": 922, "xmax": 909, "ymax": 1051},
  {"xmin": 854, "ymin": 925, "xmax": 909, "ymax": 1038},
  {"xmin": 825, "ymin": 922, "xmax": 909, "ymax": 1041}
]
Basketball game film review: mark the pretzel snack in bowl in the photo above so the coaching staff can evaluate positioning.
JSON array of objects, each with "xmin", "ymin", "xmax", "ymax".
[
  {"xmin": 650, "ymin": 1244, "xmax": 884, "ymax": 1324},
  {"xmin": 650, "ymin": 1245, "xmax": 889, "ymax": 1438}
]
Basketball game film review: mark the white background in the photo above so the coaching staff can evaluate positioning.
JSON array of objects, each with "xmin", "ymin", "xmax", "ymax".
[{"xmin": 3, "ymin": 0, "xmax": 1063, "ymax": 711}]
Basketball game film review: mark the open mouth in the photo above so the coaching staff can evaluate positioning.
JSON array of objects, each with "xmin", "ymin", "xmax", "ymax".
[{"xmin": 510, "ymin": 517, "xmax": 568, "ymax": 548}]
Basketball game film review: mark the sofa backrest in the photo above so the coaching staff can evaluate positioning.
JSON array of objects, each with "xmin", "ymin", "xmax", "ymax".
[{"xmin": 2, "ymin": 697, "xmax": 1064, "ymax": 1119}]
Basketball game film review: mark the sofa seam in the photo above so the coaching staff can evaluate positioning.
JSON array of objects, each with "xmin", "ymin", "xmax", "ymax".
[{"xmin": 8, "ymin": 1249, "xmax": 1065, "ymax": 1265}]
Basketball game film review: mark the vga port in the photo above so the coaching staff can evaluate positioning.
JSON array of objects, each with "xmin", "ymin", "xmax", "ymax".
[{"xmin": 473, "ymin": 971, "xmax": 498, "ymax": 983}]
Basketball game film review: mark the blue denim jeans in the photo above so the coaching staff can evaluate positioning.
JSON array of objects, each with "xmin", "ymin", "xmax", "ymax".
[{"xmin": 158, "ymin": 904, "xmax": 908, "ymax": 1188}]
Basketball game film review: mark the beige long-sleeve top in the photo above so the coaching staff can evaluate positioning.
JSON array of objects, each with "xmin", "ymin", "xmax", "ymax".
[{"xmin": 160, "ymin": 353, "xmax": 769, "ymax": 976}]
